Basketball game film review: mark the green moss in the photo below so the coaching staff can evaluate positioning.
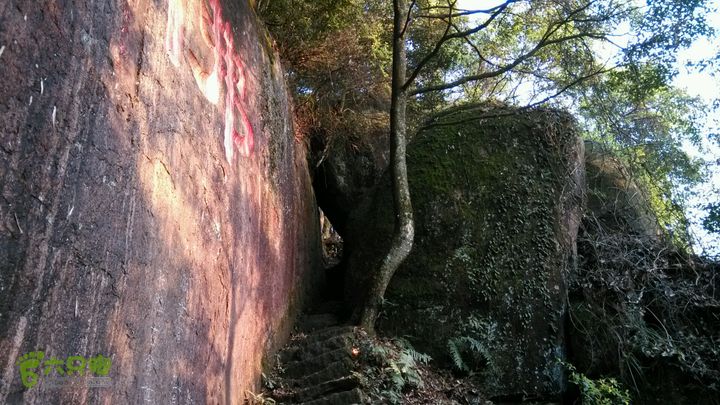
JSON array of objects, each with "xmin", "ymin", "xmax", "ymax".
[
  {"xmin": 395, "ymin": 110, "xmax": 575, "ymax": 306},
  {"xmin": 362, "ymin": 107, "xmax": 583, "ymax": 396},
  {"xmin": 389, "ymin": 273, "xmax": 446, "ymax": 304}
]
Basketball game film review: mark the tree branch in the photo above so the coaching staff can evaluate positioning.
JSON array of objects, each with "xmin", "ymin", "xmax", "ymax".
[
  {"xmin": 527, "ymin": 66, "xmax": 614, "ymax": 106},
  {"xmin": 419, "ymin": 66, "xmax": 614, "ymax": 132},
  {"xmin": 401, "ymin": 0, "xmax": 417, "ymax": 37},
  {"xmin": 402, "ymin": 0, "xmax": 516, "ymax": 90},
  {"xmin": 410, "ymin": 31, "xmax": 607, "ymax": 95},
  {"xmin": 446, "ymin": 18, "xmax": 498, "ymax": 69},
  {"xmin": 416, "ymin": 1, "xmax": 521, "ymax": 19}
]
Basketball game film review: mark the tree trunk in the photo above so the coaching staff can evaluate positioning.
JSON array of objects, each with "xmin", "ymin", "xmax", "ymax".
[{"xmin": 359, "ymin": 0, "xmax": 414, "ymax": 333}]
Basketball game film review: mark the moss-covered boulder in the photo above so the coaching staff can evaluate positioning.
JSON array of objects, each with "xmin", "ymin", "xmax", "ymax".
[{"xmin": 343, "ymin": 106, "xmax": 585, "ymax": 399}]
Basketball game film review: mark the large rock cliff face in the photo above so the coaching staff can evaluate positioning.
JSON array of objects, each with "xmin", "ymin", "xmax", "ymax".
[
  {"xmin": 344, "ymin": 107, "xmax": 585, "ymax": 400},
  {"xmin": 0, "ymin": 1, "xmax": 320, "ymax": 403}
]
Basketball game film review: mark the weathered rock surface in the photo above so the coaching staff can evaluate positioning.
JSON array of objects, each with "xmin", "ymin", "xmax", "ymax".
[
  {"xmin": 343, "ymin": 107, "xmax": 585, "ymax": 399},
  {"xmin": 0, "ymin": 0, "xmax": 320, "ymax": 403},
  {"xmin": 313, "ymin": 129, "xmax": 389, "ymax": 236},
  {"xmin": 583, "ymin": 141, "xmax": 662, "ymax": 238}
]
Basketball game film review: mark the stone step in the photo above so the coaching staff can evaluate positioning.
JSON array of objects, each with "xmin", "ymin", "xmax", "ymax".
[
  {"xmin": 302, "ymin": 326, "xmax": 355, "ymax": 343},
  {"xmin": 274, "ymin": 374, "xmax": 359, "ymax": 403},
  {"xmin": 301, "ymin": 388, "xmax": 365, "ymax": 405},
  {"xmin": 280, "ymin": 333, "xmax": 354, "ymax": 364},
  {"xmin": 283, "ymin": 347, "xmax": 352, "ymax": 379},
  {"xmin": 269, "ymin": 308, "xmax": 364, "ymax": 405},
  {"xmin": 292, "ymin": 375, "xmax": 360, "ymax": 403},
  {"xmin": 280, "ymin": 326, "xmax": 355, "ymax": 361},
  {"xmin": 287, "ymin": 358, "xmax": 354, "ymax": 388}
]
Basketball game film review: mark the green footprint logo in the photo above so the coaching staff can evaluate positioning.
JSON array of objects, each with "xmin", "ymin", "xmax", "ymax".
[{"xmin": 16, "ymin": 351, "xmax": 45, "ymax": 389}]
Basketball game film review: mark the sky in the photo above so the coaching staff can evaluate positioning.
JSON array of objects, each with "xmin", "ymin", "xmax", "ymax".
[
  {"xmin": 455, "ymin": 0, "xmax": 720, "ymax": 256},
  {"xmin": 673, "ymin": 13, "xmax": 720, "ymax": 256}
]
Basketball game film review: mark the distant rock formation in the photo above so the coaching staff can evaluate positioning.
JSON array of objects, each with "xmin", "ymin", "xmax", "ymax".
[{"xmin": 583, "ymin": 141, "xmax": 662, "ymax": 239}]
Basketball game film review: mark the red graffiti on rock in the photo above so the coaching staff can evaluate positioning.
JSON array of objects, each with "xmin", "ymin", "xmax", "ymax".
[{"xmin": 165, "ymin": 0, "xmax": 254, "ymax": 163}]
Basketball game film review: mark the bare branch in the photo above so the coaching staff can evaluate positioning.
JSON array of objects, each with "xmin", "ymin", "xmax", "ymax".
[
  {"xmin": 403, "ymin": 0, "xmax": 515, "ymax": 90},
  {"xmin": 410, "ymin": 30, "xmax": 607, "ymax": 95},
  {"xmin": 445, "ymin": 18, "xmax": 498, "ymax": 69},
  {"xmin": 420, "ymin": 107, "xmax": 524, "ymax": 132},
  {"xmin": 401, "ymin": 0, "xmax": 417, "ymax": 37},
  {"xmin": 527, "ymin": 66, "xmax": 613, "ymax": 106},
  {"xmin": 417, "ymin": 1, "xmax": 521, "ymax": 19},
  {"xmin": 419, "ymin": 66, "xmax": 614, "ymax": 132}
]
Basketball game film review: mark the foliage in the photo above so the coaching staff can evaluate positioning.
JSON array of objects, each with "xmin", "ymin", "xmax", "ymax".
[
  {"xmin": 624, "ymin": 0, "xmax": 715, "ymax": 78},
  {"xmin": 259, "ymin": 0, "xmax": 392, "ymax": 160},
  {"xmin": 261, "ymin": 0, "xmax": 716, "ymax": 192},
  {"xmin": 357, "ymin": 336, "xmax": 431, "ymax": 404},
  {"xmin": 245, "ymin": 390, "xmax": 277, "ymax": 405},
  {"xmin": 703, "ymin": 200, "xmax": 720, "ymax": 234},
  {"xmin": 262, "ymin": 0, "xmax": 715, "ymax": 112},
  {"xmin": 564, "ymin": 362, "xmax": 631, "ymax": 405},
  {"xmin": 259, "ymin": 0, "xmax": 464, "ymax": 153},
  {"xmin": 571, "ymin": 210, "xmax": 720, "ymax": 397},
  {"xmin": 576, "ymin": 66, "xmax": 708, "ymax": 246}
]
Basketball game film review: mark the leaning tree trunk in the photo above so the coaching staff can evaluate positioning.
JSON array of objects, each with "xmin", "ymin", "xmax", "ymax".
[
  {"xmin": 0, "ymin": 1, "xmax": 321, "ymax": 403},
  {"xmin": 359, "ymin": 0, "xmax": 415, "ymax": 333}
]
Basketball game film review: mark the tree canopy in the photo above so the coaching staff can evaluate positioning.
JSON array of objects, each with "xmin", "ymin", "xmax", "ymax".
[
  {"xmin": 260, "ymin": 0, "xmax": 717, "ymax": 249},
  {"xmin": 260, "ymin": 0, "xmax": 719, "ymax": 336}
]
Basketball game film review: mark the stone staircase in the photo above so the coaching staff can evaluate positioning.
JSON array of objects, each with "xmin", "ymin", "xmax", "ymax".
[{"xmin": 268, "ymin": 303, "xmax": 366, "ymax": 405}]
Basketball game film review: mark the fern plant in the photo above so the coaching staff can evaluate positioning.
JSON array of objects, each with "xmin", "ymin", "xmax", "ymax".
[
  {"xmin": 446, "ymin": 315, "xmax": 501, "ymax": 377},
  {"xmin": 396, "ymin": 341, "xmax": 432, "ymax": 388},
  {"xmin": 448, "ymin": 336, "xmax": 484, "ymax": 372},
  {"xmin": 359, "ymin": 337, "xmax": 432, "ymax": 404}
]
